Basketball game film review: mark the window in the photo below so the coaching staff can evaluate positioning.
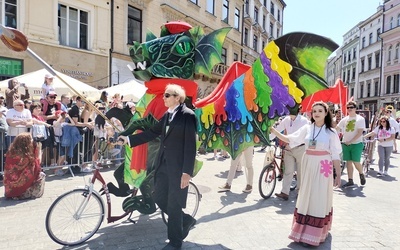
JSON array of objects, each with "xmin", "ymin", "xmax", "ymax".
[
  {"xmin": 269, "ymin": 22, "xmax": 274, "ymax": 38},
  {"xmin": 398, "ymin": 14, "xmax": 400, "ymax": 26},
  {"xmin": 277, "ymin": 10, "xmax": 281, "ymax": 22},
  {"xmin": 388, "ymin": 45, "xmax": 392, "ymax": 61},
  {"xmin": 342, "ymin": 72, "xmax": 346, "ymax": 81},
  {"xmin": 360, "ymin": 59, "xmax": 365, "ymax": 72},
  {"xmin": 262, "ymin": 40, "xmax": 265, "ymax": 50},
  {"xmin": 347, "ymin": 51, "xmax": 351, "ymax": 62},
  {"xmin": 343, "ymin": 56, "xmax": 346, "ymax": 64},
  {"xmin": 233, "ymin": 53, "xmax": 238, "ymax": 61},
  {"xmin": 360, "ymin": 84, "xmax": 364, "ymax": 98},
  {"xmin": 375, "ymin": 52, "xmax": 380, "ymax": 68},
  {"xmin": 367, "ymin": 83, "xmax": 371, "ymax": 97},
  {"xmin": 190, "ymin": 0, "xmax": 198, "ymax": 4},
  {"xmin": 244, "ymin": 28, "xmax": 248, "ymax": 46},
  {"xmin": 127, "ymin": 6, "xmax": 142, "ymax": 44},
  {"xmin": 353, "ymin": 47, "xmax": 357, "ymax": 59},
  {"xmin": 368, "ymin": 56, "xmax": 372, "ymax": 70},
  {"xmin": 390, "ymin": 17, "xmax": 394, "ymax": 29},
  {"xmin": 369, "ymin": 33, "xmax": 373, "ymax": 45},
  {"xmin": 352, "ymin": 68, "xmax": 356, "ymax": 80},
  {"xmin": 245, "ymin": 0, "xmax": 249, "ymax": 15},
  {"xmin": 253, "ymin": 35, "xmax": 258, "ymax": 52},
  {"xmin": 386, "ymin": 76, "xmax": 392, "ymax": 94},
  {"xmin": 362, "ymin": 37, "xmax": 365, "ymax": 48},
  {"xmin": 277, "ymin": 28, "xmax": 280, "ymax": 37},
  {"xmin": 222, "ymin": 0, "xmax": 229, "ymax": 23},
  {"xmin": 264, "ymin": 0, "xmax": 267, "ymax": 6},
  {"xmin": 58, "ymin": 4, "xmax": 88, "ymax": 49},
  {"xmin": 254, "ymin": 7, "xmax": 258, "ymax": 23},
  {"xmin": 374, "ymin": 81, "xmax": 379, "ymax": 96},
  {"xmin": 377, "ymin": 28, "xmax": 381, "ymax": 41},
  {"xmin": 206, "ymin": 0, "xmax": 215, "ymax": 14},
  {"xmin": 1, "ymin": 0, "xmax": 17, "ymax": 28},
  {"xmin": 234, "ymin": 8, "xmax": 240, "ymax": 30},
  {"xmin": 221, "ymin": 47, "xmax": 227, "ymax": 65},
  {"xmin": 262, "ymin": 15, "xmax": 266, "ymax": 30},
  {"xmin": 395, "ymin": 74, "xmax": 400, "ymax": 93},
  {"xmin": 270, "ymin": 2, "xmax": 275, "ymax": 16},
  {"xmin": 347, "ymin": 69, "xmax": 350, "ymax": 82},
  {"xmin": 395, "ymin": 43, "xmax": 399, "ymax": 60}
]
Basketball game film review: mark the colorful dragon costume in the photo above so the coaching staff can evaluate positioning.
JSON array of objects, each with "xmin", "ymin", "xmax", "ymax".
[{"xmin": 101, "ymin": 21, "xmax": 338, "ymax": 213}]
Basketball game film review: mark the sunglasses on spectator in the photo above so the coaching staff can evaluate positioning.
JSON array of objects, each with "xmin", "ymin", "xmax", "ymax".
[
  {"xmin": 163, "ymin": 93, "xmax": 177, "ymax": 98},
  {"xmin": 48, "ymin": 96, "xmax": 56, "ymax": 99},
  {"xmin": 380, "ymin": 120, "xmax": 387, "ymax": 123},
  {"xmin": 347, "ymin": 106, "xmax": 355, "ymax": 109}
]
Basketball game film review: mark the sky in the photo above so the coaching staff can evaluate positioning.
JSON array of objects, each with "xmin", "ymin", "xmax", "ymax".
[{"xmin": 282, "ymin": 0, "xmax": 383, "ymax": 46}]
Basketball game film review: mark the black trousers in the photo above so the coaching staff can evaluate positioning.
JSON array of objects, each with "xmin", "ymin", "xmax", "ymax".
[{"xmin": 153, "ymin": 158, "xmax": 188, "ymax": 247}]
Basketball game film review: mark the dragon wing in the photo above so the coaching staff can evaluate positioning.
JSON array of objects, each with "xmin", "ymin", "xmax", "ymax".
[{"xmin": 195, "ymin": 32, "xmax": 338, "ymax": 159}]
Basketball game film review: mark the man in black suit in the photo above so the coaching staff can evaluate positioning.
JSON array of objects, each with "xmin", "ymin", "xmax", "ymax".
[{"xmin": 118, "ymin": 84, "xmax": 197, "ymax": 250}]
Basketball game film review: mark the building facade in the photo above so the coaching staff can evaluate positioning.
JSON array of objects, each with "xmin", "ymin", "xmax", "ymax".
[
  {"xmin": 110, "ymin": 0, "xmax": 285, "ymax": 97},
  {"xmin": 357, "ymin": 7, "xmax": 383, "ymax": 114},
  {"xmin": 341, "ymin": 25, "xmax": 360, "ymax": 100},
  {"xmin": 1, "ymin": 0, "xmax": 285, "ymax": 96},
  {"xmin": 0, "ymin": 0, "xmax": 110, "ymax": 88},
  {"xmin": 380, "ymin": 0, "xmax": 400, "ymax": 110}
]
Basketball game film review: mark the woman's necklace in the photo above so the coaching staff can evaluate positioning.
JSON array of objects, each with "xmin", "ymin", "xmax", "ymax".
[{"xmin": 312, "ymin": 123, "xmax": 324, "ymax": 140}]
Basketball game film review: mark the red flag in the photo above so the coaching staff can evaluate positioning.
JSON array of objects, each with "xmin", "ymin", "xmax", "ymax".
[{"xmin": 301, "ymin": 78, "xmax": 348, "ymax": 113}]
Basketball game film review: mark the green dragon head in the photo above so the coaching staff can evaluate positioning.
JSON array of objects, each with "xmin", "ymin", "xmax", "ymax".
[{"xmin": 129, "ymin": 22, "xmax": 231, "ymax": 82}]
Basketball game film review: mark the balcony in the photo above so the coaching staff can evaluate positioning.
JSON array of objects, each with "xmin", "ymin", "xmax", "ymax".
[{"xmin": 211, "ymin": 63, "xmax": 229, "ymax": 76}]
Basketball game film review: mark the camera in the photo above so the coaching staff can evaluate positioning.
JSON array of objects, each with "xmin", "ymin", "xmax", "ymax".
[
  {"xmin": 20, "ymin": 83, "xmax": 26, "ymax": 87},
  {"xmin": 108, "ymin": 137, "xmax": 116, "ymax": 143}
]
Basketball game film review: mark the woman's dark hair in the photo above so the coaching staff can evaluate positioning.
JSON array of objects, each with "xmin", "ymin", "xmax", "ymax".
[
  {"xmin": 29, "ymin": 102, "xmax": 42, "ymax": 114},
  {"xmin": 378, "ymin": 116, "xmax": 391, "ymax": 130},
  {"xmin": 310, "ymin": 101, "xmax": 334, "ymax": 131},
  {"xmin": 100, "ymin": 91, "xmax": 108, "ymax": 102}
]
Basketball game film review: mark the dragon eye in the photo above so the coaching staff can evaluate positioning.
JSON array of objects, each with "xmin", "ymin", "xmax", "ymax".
[{"xmin": 173, "ymin": 37, "xmax": 194, "ymax": 55}]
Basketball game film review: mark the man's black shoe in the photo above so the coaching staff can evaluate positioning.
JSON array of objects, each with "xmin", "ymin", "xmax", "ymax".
[{"xmin": 182, "ymin": 215, "xmax": 196, "ymax": 239}]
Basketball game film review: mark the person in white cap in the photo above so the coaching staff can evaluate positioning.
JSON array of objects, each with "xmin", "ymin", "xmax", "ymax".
[{"xmin": 41, "ymin": 73, "xmax": 55, "ymax": 100}]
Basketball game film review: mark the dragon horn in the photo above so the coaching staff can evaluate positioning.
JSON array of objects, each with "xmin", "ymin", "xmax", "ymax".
[{"xmin": 0, "ymin": 24, "xmax": 121, "ymax": 132}]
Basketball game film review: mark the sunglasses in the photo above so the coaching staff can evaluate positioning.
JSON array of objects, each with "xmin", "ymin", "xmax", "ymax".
[
  {"xmin": 347, "ymin": 106, "xmax": 355, "ymax": 109},
  {"xmin": 380, "ymin": 120, "xmax": 387, "ymax": 123},
  {"xmin": 164, "ymin": 93, "xmax": 176, "ymax": 98},
  {"xmin": 14, "ymin": 104, "xmax": 24, "ymax": 107},
  {"xmin": 48, "ymin": 96, "xmax": 56, "ymax": 99}
]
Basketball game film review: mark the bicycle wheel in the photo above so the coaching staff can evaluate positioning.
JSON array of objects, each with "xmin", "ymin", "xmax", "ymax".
[
  {"xmin": 161, "ymin": 181, "xmax": 201, "ymax": 224},
  {"xmin": 362, "ymin": 157, "xmax": 369, "ymax": 176},
  {"xmin": 258, "ymin": 164, "xmax": 276, "ymax": 199},
  {"xmin": 46, "ymin": 188, "xmax": 105, "ymax": 246}
]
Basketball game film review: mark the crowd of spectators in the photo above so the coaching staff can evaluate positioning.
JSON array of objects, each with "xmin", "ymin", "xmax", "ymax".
[{"xmin": 0, "ymin": 74, "xmax": 130, "ymax": 183}]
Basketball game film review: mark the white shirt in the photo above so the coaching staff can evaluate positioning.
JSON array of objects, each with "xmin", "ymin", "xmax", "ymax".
[
  {"xmin": 388, "ymin": 117, "xmax": 399, "ymax": 133},
  {"xmin": 373, "ymin": 126, "xmax": 396, "ymax": 147},
  {"xmin": 6, "ymin": 108, "xmax": 32, "ymax": 136},
  {"xmin": 270, "ymin": 114, "xmax": 309, "ymax": 148},
  {"xmin": 337, "ymin": 114, "xmax": 366, "ymax": 144},
  {"xmin": 287, "ymin": 124, "xmax": 342, "ymax": 161}
]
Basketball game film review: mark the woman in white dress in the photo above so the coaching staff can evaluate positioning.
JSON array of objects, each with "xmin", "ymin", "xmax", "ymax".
[{"xmin": 270, "ymin": 101, "xmax": 342, "ymax": 247}]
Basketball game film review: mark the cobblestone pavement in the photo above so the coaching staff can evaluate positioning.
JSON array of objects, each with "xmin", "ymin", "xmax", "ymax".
[{"xmin": 1, "ymin": 147, "xmax": 400, "ymax": 250}]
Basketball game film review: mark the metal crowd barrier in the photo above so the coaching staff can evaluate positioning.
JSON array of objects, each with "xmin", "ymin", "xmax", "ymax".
[{"xmin": 0, "ymin": 131, "xmax": 123, "ymax": 179}]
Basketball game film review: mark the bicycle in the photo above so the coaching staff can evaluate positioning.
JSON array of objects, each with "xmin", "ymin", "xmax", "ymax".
[
  {"xmin": 45, "ymin": 142, "xmax": 201, "ymax": 246},
  {"xmin": 258, "ymin": 144, "xmax": 286, "ymax": 199},
  {"xmin": 361, "ymin": 138, "xmax": 376, "ymax": 176}
]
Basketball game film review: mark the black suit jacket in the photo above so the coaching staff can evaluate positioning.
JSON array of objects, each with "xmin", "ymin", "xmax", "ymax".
[{"xmin": 128, "ymin": 104, "xmax": 197, "ymax": 178}]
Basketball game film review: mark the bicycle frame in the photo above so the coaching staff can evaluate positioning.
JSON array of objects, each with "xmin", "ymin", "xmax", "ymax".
[
  {"xmin": 263, "ymin": 145, "xmax": 284, "ymax": 175},
  {"xmin": 87, "ymin": 168, "xmax": 137, "ymax": 223}
]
